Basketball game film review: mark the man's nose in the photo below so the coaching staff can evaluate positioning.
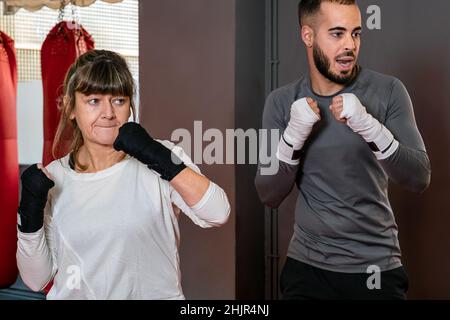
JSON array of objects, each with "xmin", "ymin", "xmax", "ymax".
[{"xmin": 343, "ymin": 33, "xmax": 357, "ymax": 51}]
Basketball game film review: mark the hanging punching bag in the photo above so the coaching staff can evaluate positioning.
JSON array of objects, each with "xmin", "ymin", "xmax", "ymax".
[
  {"xmin": 0, "ymin": 31, "xmax": 19, "ymax": 288},
  {"xmin": 41, "ymin": 21, "xmax": 94, "ymax": 165}
]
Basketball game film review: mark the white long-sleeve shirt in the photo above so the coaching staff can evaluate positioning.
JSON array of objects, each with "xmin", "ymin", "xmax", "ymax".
[{"xmin": 16, "ymin": 141, "xmax": 230, "ymax": 300}]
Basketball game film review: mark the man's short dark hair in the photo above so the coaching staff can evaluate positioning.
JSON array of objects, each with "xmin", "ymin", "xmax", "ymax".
[{"xmin": 298, "ymin": 0, "xmax": 356, "ymax": 27}]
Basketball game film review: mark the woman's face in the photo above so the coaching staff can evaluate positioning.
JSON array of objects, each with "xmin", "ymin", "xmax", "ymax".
[{"xmin": 70, "ymin": 92, "xmax": 131, "ymax": 147}]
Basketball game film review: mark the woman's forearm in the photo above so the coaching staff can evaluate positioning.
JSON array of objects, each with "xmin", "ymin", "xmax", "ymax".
[
  {"xmin": 169, "ymin": 167, "xmax": 210, "ymax": 207},
  {"xmin": 17, "ymin": 228, "xmax": 55, "ymax": 292}
]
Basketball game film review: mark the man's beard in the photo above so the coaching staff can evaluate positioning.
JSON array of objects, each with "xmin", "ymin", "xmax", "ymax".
[{"xmin": 313, "ymin": 43, "xmax": 358, "ymax": 86}]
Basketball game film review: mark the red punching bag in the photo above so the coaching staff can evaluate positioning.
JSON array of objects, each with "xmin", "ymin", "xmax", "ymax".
[
  {"xmin": 41, "ymin": 21, "xmax": 94, "ymax": 165},
  {"xmin": 0, "ymin": 31, "xmax": 19, "ymax": 288}
]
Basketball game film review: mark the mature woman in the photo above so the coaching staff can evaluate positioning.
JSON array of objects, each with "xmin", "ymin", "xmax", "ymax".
[{"xmin": 16, "ymin": 50, "xmax": 230, "ymax": 300}]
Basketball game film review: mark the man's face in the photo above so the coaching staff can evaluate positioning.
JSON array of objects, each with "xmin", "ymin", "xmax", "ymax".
[{"xmin": 310, "ymin": 2, "xmax": 362, "ymax": 85}]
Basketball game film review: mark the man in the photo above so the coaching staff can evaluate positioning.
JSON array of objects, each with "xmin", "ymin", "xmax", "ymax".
[{"xmin": 255, "ymin": 0, "xmax": 431, "ymax": 300}]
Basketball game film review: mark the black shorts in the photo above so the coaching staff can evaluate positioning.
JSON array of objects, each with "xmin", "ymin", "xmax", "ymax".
[{"xmin": 280, "ymin": 257, "xmax": 409, "ymax": 300}]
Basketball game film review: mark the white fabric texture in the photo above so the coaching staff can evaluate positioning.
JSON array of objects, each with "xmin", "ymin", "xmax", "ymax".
[
  {"xmin": 341, "ymin": 93, "xmax": 399, "ymax": 160},
  {"xmin": 16, "ymin": 140, "xmax": 230, "ymax": 300},
  {"xmin": 276, "ymin": 98, "xmax": 320, "ymax": 165}
]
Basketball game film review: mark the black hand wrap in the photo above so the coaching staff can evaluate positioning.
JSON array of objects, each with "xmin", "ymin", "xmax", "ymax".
[
  {"xmin": 113, "ymin": 122, "xmax": 186, "ymax": 181},
  {"xmin": 18, "ymin": 164, "xmax": 55, "ymax": 233}
]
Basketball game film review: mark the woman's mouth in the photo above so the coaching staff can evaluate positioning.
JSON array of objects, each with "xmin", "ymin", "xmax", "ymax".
[{"xmin": 96, "ymin": 123, "xmax": 118, "ymax": 129}]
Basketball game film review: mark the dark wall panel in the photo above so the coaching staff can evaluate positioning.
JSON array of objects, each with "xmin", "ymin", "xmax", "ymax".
[
  {"xmin": 235, "ymin": 0, "xmax": 266, "ymax": 299},
  {"xmin": 139, "ymin": 0, "xmax": 236, "ymax": 299}
]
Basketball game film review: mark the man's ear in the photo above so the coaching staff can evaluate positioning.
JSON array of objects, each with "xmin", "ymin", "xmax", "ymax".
[{"xmin": 301, "ymin": 25, "xmax": 314, "ymax": 48}]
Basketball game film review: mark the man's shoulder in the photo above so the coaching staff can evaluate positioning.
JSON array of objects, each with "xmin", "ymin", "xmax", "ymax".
[
  {"xmin": 358, "ymin": 68, "xmax": 401, "ymax": 89},
  {"xmin": 267, "ymin": 76, "xmax": 308, "ymax": 106},
  {"xmin": 270, "ymin": 76, "xmax": 308, "ymax": 97}
]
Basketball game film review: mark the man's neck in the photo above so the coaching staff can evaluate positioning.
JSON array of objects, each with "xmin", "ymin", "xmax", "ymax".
[{"xmin": 309, "ymin": 68, "xmax": 345, "ymax": 97}]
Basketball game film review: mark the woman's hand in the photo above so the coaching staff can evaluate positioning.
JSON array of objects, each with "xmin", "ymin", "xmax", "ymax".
[
  {"xmin": 113, "ymin": 122, "xmax": 186, "ymax": 181},
  {"xmin": 18, "ymin": 164, "xmax": 55, "ymax": 233},
  {"xmin": 37, "ymin": 163, "xmax": 53, "ymax": 180}
]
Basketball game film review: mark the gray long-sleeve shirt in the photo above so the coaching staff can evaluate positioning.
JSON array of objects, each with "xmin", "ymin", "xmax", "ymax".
[{"xmin": 255, "ymin": 67, "xmax": 431, "ymax": 273}]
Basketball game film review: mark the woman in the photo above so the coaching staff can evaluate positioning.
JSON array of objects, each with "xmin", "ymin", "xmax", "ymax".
[{"xmin": 16, "ymin": 50, "xmax": 230, "ymax": 300}]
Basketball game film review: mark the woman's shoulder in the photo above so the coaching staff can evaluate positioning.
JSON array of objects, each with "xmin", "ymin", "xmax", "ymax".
[
  {"xmin": 44, "ymin": 154, "xmax": 71, "ymax": 185},
  {"xmin": 45, "ymin": 154, "xmax": 70, "ymax": 171}
]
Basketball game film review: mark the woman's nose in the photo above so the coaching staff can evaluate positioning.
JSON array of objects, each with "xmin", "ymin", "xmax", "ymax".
[{"xmin": 102, "ymin": 101, "xmax": 116, "ymax": 119}]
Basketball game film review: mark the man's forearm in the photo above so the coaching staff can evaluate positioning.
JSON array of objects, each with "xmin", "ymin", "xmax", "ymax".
[
  {"xmin": 255, "ymin": 160, "xmax": 299, "ymax": 208},
  {"xmin": 381, "ymin": 144, "xmax": 431, "ymax": 193}
]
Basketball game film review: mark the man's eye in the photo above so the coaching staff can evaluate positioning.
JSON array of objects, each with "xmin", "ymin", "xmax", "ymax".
[
  {"xmin": 353, "ymin": 32, "xmax": 361, "ymax": 38},
  {"xmin": 332, "ymin": 33, "xmax": 343, "ymax": 38}
]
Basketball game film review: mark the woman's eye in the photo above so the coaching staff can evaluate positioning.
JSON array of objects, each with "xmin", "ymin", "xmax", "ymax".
[
  {"xmin": 112, "ymin": 98, "xmax": 126, "ymax": 106},
  {"xmin": 88, "ymin": 99, "xmax": 99, "ymax": 105}
]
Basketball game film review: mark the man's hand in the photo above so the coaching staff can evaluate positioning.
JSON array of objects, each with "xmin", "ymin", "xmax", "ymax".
[
  {"xmin": 277, "ymin": 97, "xmax": 321, "ymax": 165},
  {"xmin": 329, "ymin": 95, "xmax": 347, "ymax": 124},
  {"xmin": 330, "ymin": 93, "xmax": 399, "ymax": 160},
  {"xmin": 305, "ymin": 97, "xmax": 321, "ymax": 120}
]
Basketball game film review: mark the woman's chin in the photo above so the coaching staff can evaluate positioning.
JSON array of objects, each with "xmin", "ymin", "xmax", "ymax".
[
  {"xmin": 91, "ymin": 129, "xmax": 119, "ymax": 147},
  {"xmin": 94, "ymin": 136, "xmax": 117, "ymax": 147}
]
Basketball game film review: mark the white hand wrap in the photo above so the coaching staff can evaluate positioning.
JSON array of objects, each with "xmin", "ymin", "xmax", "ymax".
[
  {"xmin": 277, "ymin": 98, "xmax": 320, "ymax": 165},
  {"xmin": 341, "ymin": 93, "xmax": 399, "ymax": 160}
]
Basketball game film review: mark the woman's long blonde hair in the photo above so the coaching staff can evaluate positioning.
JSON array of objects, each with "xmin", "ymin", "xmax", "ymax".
[{"xmin": 52, "ymin": 50, "xmax": 136, "ymax": 170}]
